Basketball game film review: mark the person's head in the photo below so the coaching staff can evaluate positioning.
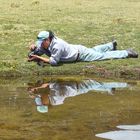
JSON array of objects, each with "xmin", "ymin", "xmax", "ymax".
[
  {"xmin": 36, "ymin": 30, "xmax": 54, "ymax": 49},
  {"xmin": 40, "ymin": 93, "xmax": 50, "ymax": 105},
  {"xmin": 35, "ymin": 94, "xmax": 49, "ymax": 113}
]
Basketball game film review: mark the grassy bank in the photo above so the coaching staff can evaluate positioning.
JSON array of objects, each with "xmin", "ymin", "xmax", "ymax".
[{"xmin": 0, "ymin": 0, "xmax": 140, "ymax": 79}]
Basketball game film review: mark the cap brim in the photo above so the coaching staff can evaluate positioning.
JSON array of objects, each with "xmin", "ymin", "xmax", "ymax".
[
  {"xmin": 35, "ymin": 40, "xmax": 43, "ymax": 48},
  {"xmin": 37, "ymin": 105, "xmax": 48, "ymax": 113},
  {"xmin": 35, "ymin": 97, "xmax": 42, "ymax": 106}
]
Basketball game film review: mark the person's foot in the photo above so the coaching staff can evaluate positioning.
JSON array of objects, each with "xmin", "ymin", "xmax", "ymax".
[
  {"xmin": 127, "ymin": 48, "xmax": 138, "ymax": 58},
  {"xmin": 112, "ymin": 40, "xmax": 117, "ymax": 50}
]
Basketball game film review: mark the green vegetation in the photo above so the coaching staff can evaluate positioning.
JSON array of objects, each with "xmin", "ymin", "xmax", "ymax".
[{"xmin": 0, "ymin": 0, "xmax": 140, "ymax": 78}]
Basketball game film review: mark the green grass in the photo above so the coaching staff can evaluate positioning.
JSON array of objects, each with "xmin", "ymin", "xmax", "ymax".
[{"xmin": 0, "ymin": 0, "xmax": 140, "ymax": 78}]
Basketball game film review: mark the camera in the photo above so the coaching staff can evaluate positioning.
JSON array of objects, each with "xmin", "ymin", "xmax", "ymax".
[
  {"xmin": 28, "ymin": 47, "xmax": 40, "ymax": 59},
  {"xmin": 28, "ymin": 47, "xmax": 44, "ymax": 67}
]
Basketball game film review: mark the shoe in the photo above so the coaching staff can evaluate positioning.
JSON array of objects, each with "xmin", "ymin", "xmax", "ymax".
[
  {"xmin": 112, "ymin": 40, "xmax": 117, "ymax": 50},
  {"xmin": 127, "ymin": 48, "xmax": 138, "ymax": 58}
]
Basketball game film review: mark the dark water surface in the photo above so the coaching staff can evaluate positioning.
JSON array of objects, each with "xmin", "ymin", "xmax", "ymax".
[{"xmin": 0, "ymin": 76, "xmax": 140, "ymax": 140}]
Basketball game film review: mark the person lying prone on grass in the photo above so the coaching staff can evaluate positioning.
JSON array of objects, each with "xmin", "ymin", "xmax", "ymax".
[{"xmin": 28, "ymin": 30, "xmax": 138, "ymax": 66}]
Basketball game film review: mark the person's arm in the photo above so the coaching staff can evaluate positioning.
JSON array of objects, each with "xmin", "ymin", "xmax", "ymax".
[
  {"xmin": 33, "ymin": 46, "xmax": 63, "ymax": 66},
  {"xmin": 28, "ymin": 43, "xmax": 45, "ymax": 61},
  {"xmin": 29, "ymin": 43, "xmax": 46, "ymax": 55},
  {"xmin": 49, "ymin": 46, "xmax": 63, "ymax": 65},
  {"xmin": 28, "ymin": 83, "xmax": 49, "ymax": 92},
  {"xmin": 31, "ymin": 43, "xmax": 63, "ymax": 65},
  {"xmin": 30, "ymin": 55, "xmax": 50, "ymax": 63}
]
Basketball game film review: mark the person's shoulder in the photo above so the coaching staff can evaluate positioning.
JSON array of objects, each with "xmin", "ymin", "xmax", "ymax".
[
  {"xmin": 54, "ymin": 37, "xmax": 65, "ymax": 42},
  {"xmin": 52, "ymin": 37, "xmax": 67, "ymax": 47}
]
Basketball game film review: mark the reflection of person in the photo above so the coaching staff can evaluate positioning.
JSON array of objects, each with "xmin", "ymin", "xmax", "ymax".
[
  {"xmin": 28, "ymin": 83, "xmax": 50, "ymax": 113},
  {"xmin": 28, "ymin": 79, "xmax": 128, "ymax": 113},
  {"xmin": 28, "ymin": 30, "xmax": 138, "ymax": 66}
]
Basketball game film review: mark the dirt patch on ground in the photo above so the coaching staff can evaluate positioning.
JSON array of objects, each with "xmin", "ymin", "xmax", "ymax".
[{"xmin": 83, "ymin": 65, "xmax": 140, "ymax": 80}]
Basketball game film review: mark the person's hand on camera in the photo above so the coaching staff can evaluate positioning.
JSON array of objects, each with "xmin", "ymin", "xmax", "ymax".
[
  {"xmin": 27, "ymin": 54, "xmax": 39, "ymax": 62},
  {"xmin": 30, "ymin": 54, "xmax": 40, "ymax": 59}
]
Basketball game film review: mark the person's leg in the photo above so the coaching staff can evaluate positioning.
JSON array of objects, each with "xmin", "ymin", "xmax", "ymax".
[
  {"xmin": 78, "ymin": 80, "xmax": 128, "ymax": 94},
  {"xmin": 79, "ymin": 48, "xmax": 104, "ymax": 61},
  {"xmin": 100, "ymin": 50, "xmax": 128, "ymax": 60},
  {"xmin": 79, "ymin": 48, "xmax": 128, "ymax": 61},
  {"xmin": 92, "ymin": 42, "xmax": 114, "ymax": 53}
]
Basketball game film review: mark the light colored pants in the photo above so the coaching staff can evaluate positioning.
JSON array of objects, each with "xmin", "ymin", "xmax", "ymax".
[
  {"xmin": 79, "ymin": 42, "xmax": 128, "ymax": 61},
  {"xmin": 78, "ymin": 80, "xmax": 128, "ymax": 94}
]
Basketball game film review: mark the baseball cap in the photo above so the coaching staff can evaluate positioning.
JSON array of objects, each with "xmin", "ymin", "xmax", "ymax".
[
  {"xmin": 36, "ymin": 31, "xmax": 49, "ymax": 47},
  {"xmin": 37, "ymin": 105, "xmax": 48, "ymax": 113}
]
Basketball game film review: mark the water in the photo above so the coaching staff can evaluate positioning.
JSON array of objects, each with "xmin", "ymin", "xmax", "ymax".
[{"xmin": 0, "ymin": 77, "xmax": 140, "ymax": 140}]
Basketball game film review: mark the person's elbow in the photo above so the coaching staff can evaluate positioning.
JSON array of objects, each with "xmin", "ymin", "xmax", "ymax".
[{"xmin": 49, "ymin": 57, "xmax": 59, "ymax": 66}]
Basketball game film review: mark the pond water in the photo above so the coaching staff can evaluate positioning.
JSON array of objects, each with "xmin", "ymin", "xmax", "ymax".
[{"xmin": 0, "ymin": 76, "xmax": 140, "ymax": 140}]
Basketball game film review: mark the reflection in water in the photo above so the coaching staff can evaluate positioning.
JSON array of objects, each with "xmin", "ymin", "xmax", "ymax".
[
  {"xmin": 96, "ymin": 124, "xmax": 140, "ymax": 140},
  {"xmin": 0, "ymin": 78, "xmax": 140, "ymax": 140},
  {"xmin": 117, "ymin": 124, "xmax": 140, "ymax": 130},
  {"xmin": 27, "ymin": 79, "xmax": 129, "ymax": 113}
]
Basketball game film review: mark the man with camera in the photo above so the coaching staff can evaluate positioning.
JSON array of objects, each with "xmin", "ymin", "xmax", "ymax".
[{"xmin": 28, "ymin": 30, "xmax": 138, "ymax": 66}]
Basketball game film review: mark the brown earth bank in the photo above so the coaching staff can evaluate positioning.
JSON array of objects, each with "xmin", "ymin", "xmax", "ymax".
[
  {"xmin": 83, "ymin": 65, "xmax": 140, "ymax": 80},
  {"xmin": 0, "ymin": 65, "xmax": 140, "ymax": 80}
]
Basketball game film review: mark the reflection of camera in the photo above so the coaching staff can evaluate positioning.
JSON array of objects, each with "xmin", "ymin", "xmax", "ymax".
[{"xmin": 28, "ymin": 47, "xmax": 44, "ymax": 67}]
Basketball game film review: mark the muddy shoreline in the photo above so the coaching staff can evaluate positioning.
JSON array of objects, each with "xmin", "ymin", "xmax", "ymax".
[{"xmin": 0, "ymin": 65, "xmax": 140, "ymax": 80}]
